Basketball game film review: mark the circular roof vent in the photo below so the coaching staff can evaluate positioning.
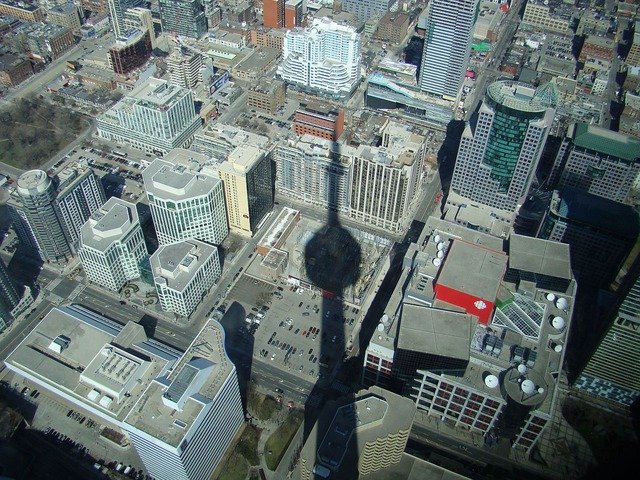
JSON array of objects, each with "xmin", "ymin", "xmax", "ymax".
[
  {"xmin": 521, "ymin": 379, "xmax": 536, "ymax": 394},
  {"xmin": 484, "ymin": 374, "xmax": 499, "ymax": 388}
]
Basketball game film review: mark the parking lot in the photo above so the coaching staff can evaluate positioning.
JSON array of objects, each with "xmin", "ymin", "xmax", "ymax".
[{"xmin": 223, "ymin": 273, "xmax": 360, "ymax": 399}]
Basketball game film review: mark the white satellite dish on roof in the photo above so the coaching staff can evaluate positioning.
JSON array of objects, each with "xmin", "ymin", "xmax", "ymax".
[
  {"xmin": 546, "ymin": 293, "xmax": 556, "ymax": 302},
  {"xmin": 554, "ymin": 344, "xmax": 563, "ymax": 353},
  {"xmin": 552, "ymin": 316, "xmax": 565, "ymax": 330},
  {"xmin": 437, "ymin": 242, "xmax": 445, "ymax": 251},
  {"xmin": 381, "ymin": 314, "xmax": 389, "ymax": 325},
  {"xmin": 537, "ymin": 387, "xmax": 545, "ymax": 394},
  {"xmin": 437, "ymin": 250, "xmax": 444, "ymax": 259},
  {"xmin": 377, "ymin": 323, "xmax": 384, "ymax": 332},
  {"xmin": 484, "ymin": 374, "xmax": 499, "ymax": 388},
  {"xmin": 434, "ymin": 234, "xmax": 441, "ymax": 243},
  {"xmin": 433, "ymin": 258, "xmax": 442, "ymax": 267},
  {"xmin": 521, "ymin": 379, "xmax": 536, "ymax": 394},
  {"xmin": 517, "ymin": 364, "xmax": 527, "ymax": 375},
  {"xmin": 556, "ymin": 297, "xmax": 568, "ymax": 310}
]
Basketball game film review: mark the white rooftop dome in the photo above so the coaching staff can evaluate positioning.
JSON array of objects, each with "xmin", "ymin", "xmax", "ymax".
[
  {"xmin": 546, "ymin": 293, "xmax": 556, "ymax": 302},
  {"xmin": 434, "ymin": 234, "xmax": 441, "ymax": 243},
  {"xmin": 517, "ymin": 364, "xmax": 527, "ymax": 375},
  {"xmin": 433, "ymin": 258, "xmax": 442, "ymax": 267},
  {"xmin": 556, "ymin": 297, "xmax": 568, "ymax": 310},
  {"xmin": 484, "ymin": 374, "xmax": 499, "ymax": 388},
  {"xmin": 521, "ymin": 379, "xmax": 536, "ymax": 395},
  {"xmin": 552, "ymin": 316, "xmax": 565, "ymax": 330}
]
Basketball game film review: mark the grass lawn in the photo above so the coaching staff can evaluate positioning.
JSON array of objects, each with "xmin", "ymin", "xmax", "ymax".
[
  {"xmin": 217, "ymin": 451, "xmax": 249, "ymax": 480},
  {"xmin": 263, "ymin": 411, "xmax": 303, "ymax": 471},
  {"xmin": 248, "ymin": 389, "xmax": 279, "ymax": 421},
  {"xmin": 0, "ymin": 97, "xmax": 88, "ymax": 169},
  {"xmin": 236, "ymin": 424, "xmax": 262, "ymax": 466}
]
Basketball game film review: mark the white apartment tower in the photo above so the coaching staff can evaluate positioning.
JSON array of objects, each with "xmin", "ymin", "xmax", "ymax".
[
  {"xmin": 124, "ymin": 6, "xmax": 157, "ymax": 49},
  {"xmin": 278, "ymin": 17, "xmax": 361, "ymax": 98},
  {"xmin": 149, "ymin": 239, "xmax": 221, "ymax": 317},
  {"xmin": 419, "ymin": 0, "xmax": 479, "ymax": 99},
  {"xmin": 97, "ymin": 78, "xmax": 201, "ymax": 155},
  {"xmin": 350, "ymin": 122, "xmax": 425, "ymax": 233},
  {"xmin": 78, "ymin": 198, "xmax": 147, "ymax": 292},
  {"xmin": 167, "ymin": 49, "xmax": 203, "ymax": 89},
  {"xmin": 142, "ymin": 151, "xmax": 228, "ymax": 246},
  {"xmin": 274, "ymin": 134, "xmax": 353, "ymax": 214}
]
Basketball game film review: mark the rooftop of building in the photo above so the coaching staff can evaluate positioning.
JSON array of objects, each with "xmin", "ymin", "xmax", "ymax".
[
  {"xmin": 582, "ymin": 34, "xmax": 615, "ymax": 48},
  {"xmin": 193, "ymin": 123, "xmax": 271, "ymax": 157},
  {"xmin": 296, "ymin": 101, "xmax": 340, "ymax": 118},
  {"xmin": 48, "ymin": 2, "xmax": 77, "ymax": 14},
  {"xmin": 124, "ymin": 77, "xmax": 191, "ymax": 110},
  {"xmin": 112, "ymin": 28, "xmax": 147, "ymax": 48},
  {"xmin": 0, "ymin": 0, "xmax": 40, "ymax": 11},
  {"xmin": 301, "ymin": 386, "xmax": 415, "ymax": 477},
  {"xmin": 15, "ymin": 169, "xmax": 50, "ymax": 195},
  {"xmin": 312, "ymin": 7, "xmax": 364, "ymax": 32},
  {"xmin": 508, "ymin": 234, "xmax": 572, "ymax": 280},
  {"xmin": 142, "ymin": 152, "xmax": 220, "ymax": 201},
  {"xmin": 123, "ymin": 318, "xmax": 234, "ymax": 448},
  {"xmin": 80, "ymin": 197, "xmax": 139, "ymax": 253},
  {"xmin": 436, "ymin": 239, "xmax": 508, "ymax": 302},
  {"xmin": 4, "ymin": 304, "xmax": 180, "ymax": 423},
  {"xmin": 232, "ymin": 46, "xmax": 280, "ymax": 73},
  {"xmin": 569, "ymin": 122, "xmax": 640, "ymax": 161},
  {"xmin": 219, "ymin": 144, "xmax": 266, "ymax": 174},
  {"xmin": 248, "ymin": 77, "xmax": 284, "ymax": 95},
  {"xmin": 487, "ymin": 80, "xmax": 558, "ymax": 112},
  {"xmin": 149, "ymin": 239, "xmax": 218, "ymax": 293},
  {"xmin": 551, "ymin": 187, "xmax": 640, "ymax": 239},
  {"xmin": 397, "ymin": 304, "xmax": 474, "ymax": 361},
  {"xmin": 293, "ymin": 15, "xmax": 359, "ymax": 38},
  {"xmin": 354, "ymin": 121, "xmax": 425, "ymax": 168},
  {"xmin": 368, "ymin": 216, "xmax": 576, "ymax": 415}
]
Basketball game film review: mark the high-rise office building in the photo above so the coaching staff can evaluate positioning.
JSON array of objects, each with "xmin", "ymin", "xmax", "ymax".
[
  {"xmin": 263, "ymin": 0, "xmax": 284, "ymax": 28},
  {"xmin": 4, "ymin": 304, "xmax": 243, "ymax": 480},
  {"xmin": 143, "ymin": 150, "xmax": 228, "ymax": 246},
  {"xmin": 150, "ymin": 239, "xmax": 220, "ymax": 317},
  {"xmin": 418, "ymin": 0, "xmax": 479, "ymax": 99},
  {"xmin": 78, "ymin": 197, "xmax": 147, "ymax": 292},
  {"xmin": 0, "ymin": 257, "xmax": 19, "ymax": 331},
  {"xmin": 107, "ymin": 0, "xmax": 143, "ymax": 37},
  {"xmin": 574, "ymin": 268, "xmax": 640, "ymax": 407},
  {"xmin": 217, "ymin": 144, "xmax": 273, "ymax": 237},
  {"xmin": 299, "ymin": 386, "xmax": 415, "ymax": 479},
  {"xmin": 341, "ymin": 0, "xmax": 393, "ymax": 23},
  {"xmin": 446, "ymin": 81, "xmax": 556, "ymax": 227},
  {"xmin": 7, "ymin": 166, "xmax": 103, "ymax": 262},
  {"xmin": 54, "ymin": 163, "xmax": 107, "ymax": 249},
  {"xmin": 159, "ymin": 0, "xmax": 207, "ymax": 39},
  {"xmin": 97, "ymin": 78, "xmax": 201, "ymax": 155},
  {"xmin": 108, "ymin": 28, "xmax": 152, "ymax": 74},
  {"xmin": 9, "ymin": 170, "xmax": 71, "ymax": 262},
  {"xmin": 549, "ymin": 123, "xmax": 640, "ymax": 203},
  {"xmin": 278, "ymin": 17, "xmax": 361, "ymax": 98}
]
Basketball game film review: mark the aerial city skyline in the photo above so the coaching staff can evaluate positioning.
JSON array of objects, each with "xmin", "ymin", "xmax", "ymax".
[{"xmin": 0, "ymin": 0, "xmax": 638, "ymax": 479}]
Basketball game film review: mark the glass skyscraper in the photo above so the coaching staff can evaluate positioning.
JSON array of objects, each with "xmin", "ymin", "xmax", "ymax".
[
  {"xmin": 158, "ymin": 0, "xmax": 207, "ymax": 40},
  {"xmin": 447, "ymin": 81, "xmax": 557, "ymax": 221},
  {"xmin": 418, "ymin": 0, "xmax": 479, "ymax": 99}
]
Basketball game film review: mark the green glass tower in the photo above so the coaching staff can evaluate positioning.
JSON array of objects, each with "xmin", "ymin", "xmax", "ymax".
[{"xmin": 448, "ymin": 81, "xmax": 557, "ymax": 219}]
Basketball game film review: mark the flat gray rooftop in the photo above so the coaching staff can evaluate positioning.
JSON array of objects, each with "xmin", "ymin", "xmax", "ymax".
[
  {"xmin": 508, "ymin": 234, "xmax": 572, "ymax": 280},
  {"xmin": 397, "ymin": 305, "xmax": 473, "ymax": 361},
  {"xmin": 436, "ymin": 239, "xmax": 508, "ymax": 301}
]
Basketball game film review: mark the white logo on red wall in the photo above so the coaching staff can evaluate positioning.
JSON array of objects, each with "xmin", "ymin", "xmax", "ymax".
[{"xmin": 474, "ymin": 300, "xmax": 487, "ymax": 310}]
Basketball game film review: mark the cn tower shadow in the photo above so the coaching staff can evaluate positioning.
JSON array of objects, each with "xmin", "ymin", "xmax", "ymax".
[{"xmin": 303, "ymin": 142, "xmax": 361, "ymax": 479}]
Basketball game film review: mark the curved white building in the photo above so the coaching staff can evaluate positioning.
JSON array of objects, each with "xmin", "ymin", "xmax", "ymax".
[{"xmin": 277, "ymin": 17, "xmax": 361, "ymax": 98}]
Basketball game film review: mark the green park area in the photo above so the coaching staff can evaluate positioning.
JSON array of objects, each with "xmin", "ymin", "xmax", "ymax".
[
  {"xmin": 248, "ymin": 388, "xmax": 279, "ymax": 421},
  {"xmin": 0, "ymin": 97, "xmax": 88, "ymax": 169},
  {"xmin": 263, "ymin": 411, "xmax": 303, "ymax": 471},
  {"xmin": 218, "ymin": 425, "xmax": 262, "ymax": 480}
]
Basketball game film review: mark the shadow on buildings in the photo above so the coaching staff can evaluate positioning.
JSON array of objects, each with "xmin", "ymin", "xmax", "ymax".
[
  {"xmin": 436, "ymin": 119, "xmax": 465, "ymax": 208},
  {"xmin": 217, "ymin": 301, "xmax": 253, "ymax": 413}
]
